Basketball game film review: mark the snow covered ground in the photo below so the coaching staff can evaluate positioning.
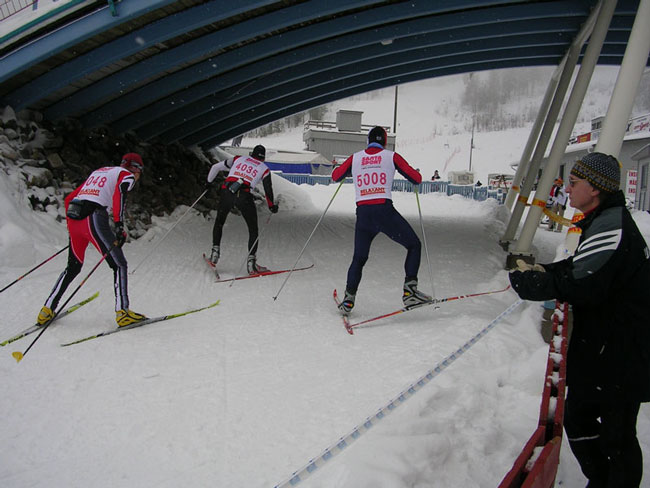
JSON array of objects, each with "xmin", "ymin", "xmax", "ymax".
[{"xmin": 1, "ymin": 169, "xmax": 649, "ymax": 487}]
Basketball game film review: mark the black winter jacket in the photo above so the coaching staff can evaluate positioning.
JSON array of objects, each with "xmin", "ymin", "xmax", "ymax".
[{"xmin": 509, "ymin": 191, "xmax": 650, "ymax": 402}]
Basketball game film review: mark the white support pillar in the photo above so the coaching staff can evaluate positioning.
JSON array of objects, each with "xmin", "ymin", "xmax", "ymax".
[
  {"xmin": 500, "ymin": 54, "xmax": 579, "ymax": 251},
  {"xmin": 596, "ymin": 0, "xmax": 650, "ymax": 156},
  {"xmin": 509, "ymin": 0, "xmax": 618, "ymax": 263},
  {"xmin": 500, "ymin": 3, "xmax": 602, "ymax": 253}
]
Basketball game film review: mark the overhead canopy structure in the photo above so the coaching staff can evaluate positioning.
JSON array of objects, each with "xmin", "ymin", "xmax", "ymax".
[{"xmin": 0, "ymin": 0, "xmax": 646, "ymax": 150}]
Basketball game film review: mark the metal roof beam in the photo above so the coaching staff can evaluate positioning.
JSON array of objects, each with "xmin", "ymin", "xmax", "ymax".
[
  {"xmin": 0, "ymin": 0, "xmax": 178, "ymax": 85},
  {"xmin": 2, "ymin": 0, "xmax": 278, "ymax": 109},
  {"xmin": 44, "ymin": 0, "xmax": 389, "ymax": 119},
  {"xmin": 182, "ymin": 46, "xmax": 579, "ymax": 146},
  {"xmin": 137, "ymin": 20, "xmax": 600, "ymax": 140},
  {"xmin": 92, "ymin": 1, "xmax": 590, "ymax": 130}
]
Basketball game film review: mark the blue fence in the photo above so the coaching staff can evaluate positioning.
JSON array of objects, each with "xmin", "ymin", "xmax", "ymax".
[{"xmin": 277, "ymin": 173, "xmax": 506, "ymax": 204}]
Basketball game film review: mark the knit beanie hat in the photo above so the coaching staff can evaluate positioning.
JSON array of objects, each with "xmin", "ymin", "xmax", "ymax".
[
  {"xmin": 367, "ymin": 126, "xmax": 387, "ymax": 146},
  {"xmin": 250, "ymin": 145, "xmax": 266, "ymax": 160},
  {"xmin": 570, "ymin": 152, "xmax": 621, "ymax": 193}
]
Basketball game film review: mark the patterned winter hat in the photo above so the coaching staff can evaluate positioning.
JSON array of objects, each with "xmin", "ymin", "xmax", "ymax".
[{"xmin": 570, "ymin": 152, "xmax": 621, "ymax": 193}]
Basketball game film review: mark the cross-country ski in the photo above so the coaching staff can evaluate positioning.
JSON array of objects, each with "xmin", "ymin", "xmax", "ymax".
[
  {"xmin": 332, "ymin": 289, "xmax": 352, "ymax": 333},
  {"xmin": 214, "ymin": 263, "xmax": 314, "ymax": 283},
  {"xmin": 0, "ymin": 292, "xmax": 99, "ymax": 346},
  {"xmin": 202, "ymin": 253, "xmax": 220, "ymax": 279},
  {"xmin": 61, "ymin": 299, "xmax": 220, "ymax": 346},
  {"xmin": 343, "ymin": 285, "xmax": 511, "ymax": 334}
]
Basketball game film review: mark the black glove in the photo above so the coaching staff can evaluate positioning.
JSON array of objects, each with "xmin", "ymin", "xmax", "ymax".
[
  {"xmin": 204, "ymin": 180, "xmax": 213, "ymax": 191},
  {"xmin": 269, "ymin": 204, "xmax": 279, "ymax": 214},
  {"xmin": 115, "ymin": 222, "xmax": 127, "ymax": 247}
]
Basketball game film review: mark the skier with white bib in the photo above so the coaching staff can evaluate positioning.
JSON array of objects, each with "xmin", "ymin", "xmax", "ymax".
[
  {"xmin": 206, "ymin": 145, "xmax": 278, "ymax": 274},
  {"xmin": 37, "ymin": 153, "xmax": 146, "ymax": 328},
  {"xmin": 332, "ymin": 126, "xmax": 430, "ymax": 313}
]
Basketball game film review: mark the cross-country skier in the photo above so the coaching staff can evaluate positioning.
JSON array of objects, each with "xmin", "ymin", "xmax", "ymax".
[
  {"xmin": 206, "ymin": 145, "xmax": 279, "ymax": 274},
  {"xmin": 37, "ymin": 153, "xmax": 147, "ymax": 327},
  {"xmin": 332, "ymin": 126, "xmax": 431, "ymax": 313}
]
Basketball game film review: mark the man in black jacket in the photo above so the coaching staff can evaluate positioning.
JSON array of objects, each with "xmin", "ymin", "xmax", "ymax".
[{"xmin": 509, "ymin": 152, "xmax": 650, "ymax": 488}]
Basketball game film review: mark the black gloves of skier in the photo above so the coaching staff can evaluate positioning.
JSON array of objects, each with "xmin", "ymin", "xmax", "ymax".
[
  {"xmin": 115, "ymin": 222, "xmax": 127, "ymax": 247},
  {"xmin": 269, "ymin": 204, "xmax": 279, "ymax": 214}
]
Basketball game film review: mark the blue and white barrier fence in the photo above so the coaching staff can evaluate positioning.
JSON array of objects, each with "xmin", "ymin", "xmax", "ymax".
[{"xmin": 277, "ymin": 174, "xmax": 506, "ymax": 204}]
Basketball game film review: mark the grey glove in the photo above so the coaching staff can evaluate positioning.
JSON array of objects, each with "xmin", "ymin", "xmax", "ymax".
[{"xmin": 514, "ymin": 258, "xmax": 545, "ymax": 273}]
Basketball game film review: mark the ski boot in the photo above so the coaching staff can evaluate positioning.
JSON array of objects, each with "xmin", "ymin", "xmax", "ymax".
[
  {"xmin": 402, "ymin": 277, "xmax": 432, "ymax": 308},
  {"xmin": 37, "ymin": 306, "xmax": 54, "ymax": 326},
  {"xmin": 247, "ymin": 255, "xmax": 269, "ymax": 275},
  {"xmin": 209, "ymin": 245, "xmax": 220, "ymax": 265},
  {"xmin": 338, "ymin": 289, "xmax": 356, "ymax": 315},
  {"xmin": 116, "ymin": 309, "xmax": 147, "ymax": 327}
]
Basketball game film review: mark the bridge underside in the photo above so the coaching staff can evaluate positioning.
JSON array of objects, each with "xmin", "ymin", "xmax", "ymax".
[{"xmin": 0, "ymin": 0, "xmax": 646, "ymax": 149}]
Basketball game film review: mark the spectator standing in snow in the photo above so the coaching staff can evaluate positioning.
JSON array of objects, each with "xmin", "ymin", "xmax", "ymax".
[
  {"xmin": 331, "ymin": 126, "xmax": 430, "ymax": 313},
  {"xmin": 206, "ymin": 145, "xmax": 278, "ymax": 275},
  {"xmin": 509, "ymin": 152, "xmax": 650, "ymax": 488},
  {"xmin": 432, "ymin": 170, "xmax": 441, "ymax": 180},
  {"xmin": 37, "ymin": 153, "xmax": 146, "ymax": 328},
  {"xmin": 550, "ymin": 178, "xmax": 568, "ymax": 232}
]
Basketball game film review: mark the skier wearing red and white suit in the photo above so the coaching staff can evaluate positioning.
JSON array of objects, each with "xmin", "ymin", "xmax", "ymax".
[
  {"xmin": 331, "ymin": 126, "xmax": 431, "ymax": 313},
  {"xmin": 36, "ymin": 153, "xmax": 146, "ymax": 327},
  {"xmin": 206, "ymin": 145, "xmax": 278, "ymax": 275}
]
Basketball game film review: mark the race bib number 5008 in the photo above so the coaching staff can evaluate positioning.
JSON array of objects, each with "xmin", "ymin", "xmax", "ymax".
[{"xmin": 356, "ymin": 171, "xmax": 387, "ymax": 187}]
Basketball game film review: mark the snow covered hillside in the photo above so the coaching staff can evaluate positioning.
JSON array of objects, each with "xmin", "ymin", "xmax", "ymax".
[{"xmin": 1, "ymin": 167, "xmax": 649, "ymax": 487}]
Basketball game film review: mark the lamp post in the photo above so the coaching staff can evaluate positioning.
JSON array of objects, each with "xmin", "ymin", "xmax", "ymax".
[{"xmin": 393, "ymin": 85, "xmax": 398, "ymax": 134}]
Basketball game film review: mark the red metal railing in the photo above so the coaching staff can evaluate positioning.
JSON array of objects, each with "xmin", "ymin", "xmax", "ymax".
[{"xmin": 498, "ymin": 300, "xmax": 569, "ymax": 488}]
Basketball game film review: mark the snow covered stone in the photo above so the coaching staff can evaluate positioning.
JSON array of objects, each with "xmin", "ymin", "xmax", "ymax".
[
  {"xmin": 22, "ymin": 166, "xmax": 53, "ymax": 187},
  {"xmin": 1, "ymin": 105, "xmax": 17, "ymax": 129},
  {"xmin": 0, "ymin": 142, "xmax": 19, "ymax": 160},
  {"xmin": 47, "ymin": 152, "xmax": 64, "ymax": 169}
]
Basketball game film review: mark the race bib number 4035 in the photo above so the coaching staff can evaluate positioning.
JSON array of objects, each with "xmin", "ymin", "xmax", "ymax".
[{"xmin": 233, "ymin": 162, "xmax": 259, "ymax": 180}]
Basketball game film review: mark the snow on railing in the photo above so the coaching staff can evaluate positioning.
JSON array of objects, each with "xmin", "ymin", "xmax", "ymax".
[{"xmin": 498, "ymin": 300, "xmax": 569, "ymax": 488}]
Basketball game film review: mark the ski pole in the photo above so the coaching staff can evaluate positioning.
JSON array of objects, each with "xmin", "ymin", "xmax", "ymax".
[
  {"xmin": 273, "ymin": 180, "xmax": 344, "ymax": 300},
  {"xmin": 130, "ymin": 189, "xmax": 208, "ymax": 274},
  {"xmin": 12, "ymin": 249, "xmax": 111, "ymax": 363},
  {"xmin": 415, "ymin": 187, "xmax": 435, "ymax": 298},
  {"xmin": 0, "ymin": 245, "xmax": 69, "ymax": 294},
  {"xmin": 229, "ymin": 213, "xmax": 273, "ymax": 287}
]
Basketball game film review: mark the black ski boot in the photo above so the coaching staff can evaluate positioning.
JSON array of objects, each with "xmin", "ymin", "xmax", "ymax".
[{"xmin": 402, "ymin": 277, "xmax": 432, "ymax": 307}]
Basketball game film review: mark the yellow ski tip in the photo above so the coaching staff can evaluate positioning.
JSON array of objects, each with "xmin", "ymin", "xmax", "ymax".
[{"xmin": 12, "ymin": 351, "xmax": 23, "ymax": 363}]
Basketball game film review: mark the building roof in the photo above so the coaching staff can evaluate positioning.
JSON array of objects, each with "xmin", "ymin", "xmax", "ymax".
[{"xmin": 0, "ymin": 0, "xmax": 646, "ymax": 150}]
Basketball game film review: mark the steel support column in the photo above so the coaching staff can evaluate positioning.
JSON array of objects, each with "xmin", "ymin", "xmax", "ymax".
[
  {"xmin": 508, "ymin": 0, "xmax": 618, "ymax": 266},
  {"xmin": 596, "ymin": 0, "xmax": 650, "ymax": 156},
  {"xmin": 500, "ymin": 4, "xmax": 598, "ymax": 256}
]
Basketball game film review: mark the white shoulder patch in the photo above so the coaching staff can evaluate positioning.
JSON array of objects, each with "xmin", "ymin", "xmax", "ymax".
[{"xmin": 573, "ymin": 229, "xmax": 621, "ymax": 263}]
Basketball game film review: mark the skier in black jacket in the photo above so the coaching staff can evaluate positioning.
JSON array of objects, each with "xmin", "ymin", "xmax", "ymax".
[{"xmin": 509, "ymin": 152, "xmax": 650, "ymax": 488}]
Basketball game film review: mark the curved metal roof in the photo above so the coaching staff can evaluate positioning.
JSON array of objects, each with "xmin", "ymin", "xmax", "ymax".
[{"xmin": 0, "ymin": 0, "xmax": 645, "ymax": 149}]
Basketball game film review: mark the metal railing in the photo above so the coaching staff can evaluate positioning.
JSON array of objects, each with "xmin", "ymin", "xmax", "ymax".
[{"xmin": 277, "ymin": 173, "xmax": 507, "ymax": 204}]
